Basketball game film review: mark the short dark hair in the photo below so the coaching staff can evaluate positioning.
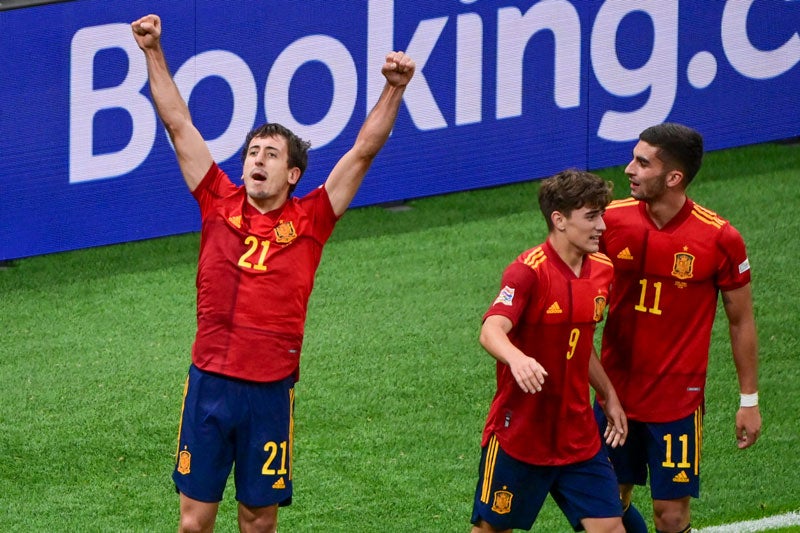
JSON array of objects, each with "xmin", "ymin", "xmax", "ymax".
[
  {"xmin": 639, "ymin": 123, "xmax": 704, "ymax": 184},
  {"xmin": 538, "ymin": 169, "xmax": 613, "ymax": 231},
  {"xmin": 240, "ymin": 123, "xmax": 312, "ymax": 194}
]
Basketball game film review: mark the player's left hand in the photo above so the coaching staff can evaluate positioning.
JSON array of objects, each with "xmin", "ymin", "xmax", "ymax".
[
  {"xmin": 735, "ymin": 405, "xmax": 762, "ymax": 449},
  {"xmin": 382, "ymin": 51, "xmax": 415, "ymax": 87},
  {"xmin": 602, "ymin": 397, "xmax": 628, "ymax": 448},
  {"xmin": 131, "ymin": 14, "xmax": 162, "ymax": 51}
]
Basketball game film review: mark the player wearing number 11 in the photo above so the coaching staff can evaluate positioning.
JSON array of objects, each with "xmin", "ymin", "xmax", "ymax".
[
  {"xmin": 594, "ymin": 123, "xmax": 762, "ymax": 533},
  {"xmin": 131, "ymin": 13, "xmax": 415, "ymax": 533}
]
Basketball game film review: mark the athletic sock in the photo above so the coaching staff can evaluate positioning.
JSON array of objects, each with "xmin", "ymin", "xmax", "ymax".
[{"xmin": 622, "ymin": 502, "xmax": 648, "ymax": 533}]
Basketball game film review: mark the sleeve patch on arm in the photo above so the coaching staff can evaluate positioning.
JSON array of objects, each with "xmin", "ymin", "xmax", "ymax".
[
  {"xmin": 494, "ymin": 286, "xmax": 515, "ymax": 306},
  {"xmin": 738, "ymin": 258, "xmax": 750, "ymax": 274}
]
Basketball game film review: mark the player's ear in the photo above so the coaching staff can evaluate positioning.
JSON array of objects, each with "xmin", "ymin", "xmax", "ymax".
[
  {"xmin": 288, "ymin": 167, "xmax": 301, "ymax": 185},
  {"xmin": 551, "ymin": 211, "xmax": 566, "ymax": 232},
  {"xmin": 666, "ymin": 169, "xmax": 685, "ymax": 188}
]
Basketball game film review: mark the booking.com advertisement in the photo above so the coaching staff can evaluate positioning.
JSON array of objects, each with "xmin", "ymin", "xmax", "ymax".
[{"xmin": 1, "ymin": 0, "xmax": 798, "ymax": 259}]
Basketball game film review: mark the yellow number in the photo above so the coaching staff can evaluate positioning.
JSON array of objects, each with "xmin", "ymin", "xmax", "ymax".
[
  {"xmin": 262, "ymin": 441, "xmax": 289, "ymax": 475},
  {"xmin": 634, "ymin": 278, "xmax": 663, "ymax": 315},
  {"xmin": 238, "ymin": 236, "xmax": 270, "ymax": 271},
  {"xmin": 677, "ymin": 434, "xmax": 691, "ymax": 468},
  {"xmin": 662, "ymin": 434, "xmax": 675, "ymax": 467},
  {"xmin": 566, "ymin": 328, "xmax": 580, "ymax": 360},
  {"xmin": 661, "ymin": 433, "xmax": 692, "ymax": 468}
]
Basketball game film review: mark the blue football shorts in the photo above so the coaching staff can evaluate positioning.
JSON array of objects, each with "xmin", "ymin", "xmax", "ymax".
[
  {"xmin": 594, "ymin": 401, "xmax": 702, "ymax": 500},
  {"xmin": 471, "ymin": 434, "xmax": 623, "ymax": 531},
  {"xmin": 173, "ymin": 364, "xmax": 295, "ymax": 507}
]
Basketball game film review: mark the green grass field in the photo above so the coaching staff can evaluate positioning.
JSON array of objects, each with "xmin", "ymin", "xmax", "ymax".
[{"xmin": 1, "ymin": 141, "xmax": 798, "ymax": 532}]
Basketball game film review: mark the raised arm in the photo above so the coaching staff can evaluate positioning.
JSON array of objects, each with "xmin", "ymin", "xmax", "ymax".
[
  {"xmin": 131, "ymin": 14, "xmax": 212, "ymax": 192},
  {"xmin": 324, "ymin": 51, "xmax": 415, "ymax": 216},
  {"xmin": 721, "ymin": 283, "xmax": 762, "ymax": 449}
]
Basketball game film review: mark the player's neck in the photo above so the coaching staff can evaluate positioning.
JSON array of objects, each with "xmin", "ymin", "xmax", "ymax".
[
  {"xmin": 247, "ymin": 194, "xmax": 289, "ymax": 215},
  {"xmin": 645, "ymin": 192, "xmax": 687, "ymax": 229},
  {"xmin": 549, "ymin": 235, "xmax": 585, "ymax": 276}
]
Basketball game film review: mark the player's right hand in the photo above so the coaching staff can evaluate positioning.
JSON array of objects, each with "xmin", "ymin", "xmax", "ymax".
[
  {"xmin": 131, "ymin": 14, "xmax": 162, "ymax": 50},
  {"xmin": 509, "ymin": 354, "xmax": 548, "ymax": 394}
]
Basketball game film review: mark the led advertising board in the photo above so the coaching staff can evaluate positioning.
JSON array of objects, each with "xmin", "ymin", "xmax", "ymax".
[{"xmin": 1, "ymin": 0, "xmax": 798, "ymax": 259}]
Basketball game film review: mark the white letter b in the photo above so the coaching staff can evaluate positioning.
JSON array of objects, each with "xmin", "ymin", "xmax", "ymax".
[{"xmin": 70, "ymin": 24, "xmax": 155, "ymax": 183}]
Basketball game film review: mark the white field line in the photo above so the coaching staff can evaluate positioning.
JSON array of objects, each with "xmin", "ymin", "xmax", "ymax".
[{"xmin": 696, "ymin": 511, "xmax": 800, "ymax": 532}]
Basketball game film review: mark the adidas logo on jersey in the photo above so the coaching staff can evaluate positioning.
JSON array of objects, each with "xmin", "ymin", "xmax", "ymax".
[
  {"xmin": 272, "ymin": 477, "xmax": 286, "ymax": 489},
  {"xmin": 672, "ymin": 471, "xmax": 690, "ymax": 483},
  {"xmin": 617, "ymin": 247, "xmax": 633, "ymax": 260},
  {"xmin": 546, "ymin": 301, "xmax": 563, "ymax": 314}
]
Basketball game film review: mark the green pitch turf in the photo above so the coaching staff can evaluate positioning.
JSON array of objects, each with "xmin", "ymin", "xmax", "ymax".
[{"xmin": 1, "ymin": 141, "xmax": 798, "ymax": 531}]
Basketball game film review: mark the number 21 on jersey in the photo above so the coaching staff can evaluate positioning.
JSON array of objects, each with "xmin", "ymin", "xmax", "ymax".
[{"xmin": 238, "ymin": 235, "xmax": 271, "ymax": 272}]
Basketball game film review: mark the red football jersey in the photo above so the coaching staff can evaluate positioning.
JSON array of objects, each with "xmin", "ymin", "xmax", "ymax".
[
  {"xmin": 481, "ymin": 240, "xmax": 614, "ymax": 466},
  {"xmin": 599, "ymin": 198, "xmax": 751, "ymax": 422},
  {"xmin": 190, "ymin": 163, "xmax": 338, "ymax": 382}
]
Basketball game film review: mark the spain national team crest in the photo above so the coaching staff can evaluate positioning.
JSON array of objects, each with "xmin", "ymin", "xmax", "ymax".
[
  {"xmin": 672, "ymin": 251, "xmax": 695, "ymax": 280},
  {"xmin": 177, "ymin": 446, "xmax": 191, "ymax": 475},
  {"xmin": 491, "ymin": 487, "xmax": 513, "ymax": 515},
  {"xmin": 593, "ymin": 295, "xmax": 607, "ymax": 322},
  {"xmin": 274, "ymin": 221, "xmax": 297, "ymax": 244}
]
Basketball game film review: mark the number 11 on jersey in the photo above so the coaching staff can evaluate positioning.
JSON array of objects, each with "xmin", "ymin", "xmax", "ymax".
[{"xmin": 635, "ymin": 278, "xmax": 663, "ymax": 315}]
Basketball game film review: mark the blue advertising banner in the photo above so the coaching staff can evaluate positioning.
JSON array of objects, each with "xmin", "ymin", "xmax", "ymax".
[{"xmin": 1, "ymin": 0, "xmax": 798, "ymax": 259}]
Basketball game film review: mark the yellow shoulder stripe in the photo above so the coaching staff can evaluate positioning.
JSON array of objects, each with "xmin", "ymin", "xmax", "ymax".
[
  {"xmin": 523, "ymin": 246, "xmax": 547, "ymax": 270},
  {"xmin": 607, "ymin": 198, "xmax": 639, "ymax": 210},
  {"xmin": 691, "ymin": 205, "xmax": 724, "ymax": 228},
  {"xmin": 589, "ymin": 252, "xmax": 613, "ymax": 268}
]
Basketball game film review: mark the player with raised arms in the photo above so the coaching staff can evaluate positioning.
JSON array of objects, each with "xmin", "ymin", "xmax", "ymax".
[{"xmin": 131, "ymin": 13, "xmax": 415, "ymax": 533}]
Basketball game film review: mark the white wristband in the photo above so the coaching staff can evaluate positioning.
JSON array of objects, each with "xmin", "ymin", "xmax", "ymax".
[{"xmin": 740, "ymin": 392, "xmax": 759, "ymax": 407}]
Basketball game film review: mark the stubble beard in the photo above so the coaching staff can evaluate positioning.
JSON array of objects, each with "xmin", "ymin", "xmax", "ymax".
[{"xmin": 631, "ymin": 174, "xmax": 668, "ymax": 202}]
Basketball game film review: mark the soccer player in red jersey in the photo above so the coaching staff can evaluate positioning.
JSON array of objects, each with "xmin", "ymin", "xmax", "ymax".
[
  {"xmin": 594, "ymin": 123, "xmax": 762, "ymax": 533},
  {"xmin": 131, "ymin": 14, "xmax": 415, "ymax": 533},
  {"xmin": 471, "ymin": 170, "xmax": 627, "ymax": 533}
]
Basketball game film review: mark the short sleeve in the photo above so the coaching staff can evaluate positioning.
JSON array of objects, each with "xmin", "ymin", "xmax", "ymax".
[
  {"xmin": 298, "ymin": 185, "xmax": 339, "ymax": 244},
  {"xmin": 483, "ymin": 261, "xmax": 538, "ymax": 326},
  {"xmin": 716, "ymin": 223, "xmax": 751, "ymax": 291},
  {"xmin": 192, "ymin": 163, "xmax": 238, "ymax": 220}
]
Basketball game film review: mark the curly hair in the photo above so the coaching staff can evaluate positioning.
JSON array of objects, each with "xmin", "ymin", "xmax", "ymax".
[{"xmin": 538, "ymin": 169, "xmax": 613, "ymax": 231}]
